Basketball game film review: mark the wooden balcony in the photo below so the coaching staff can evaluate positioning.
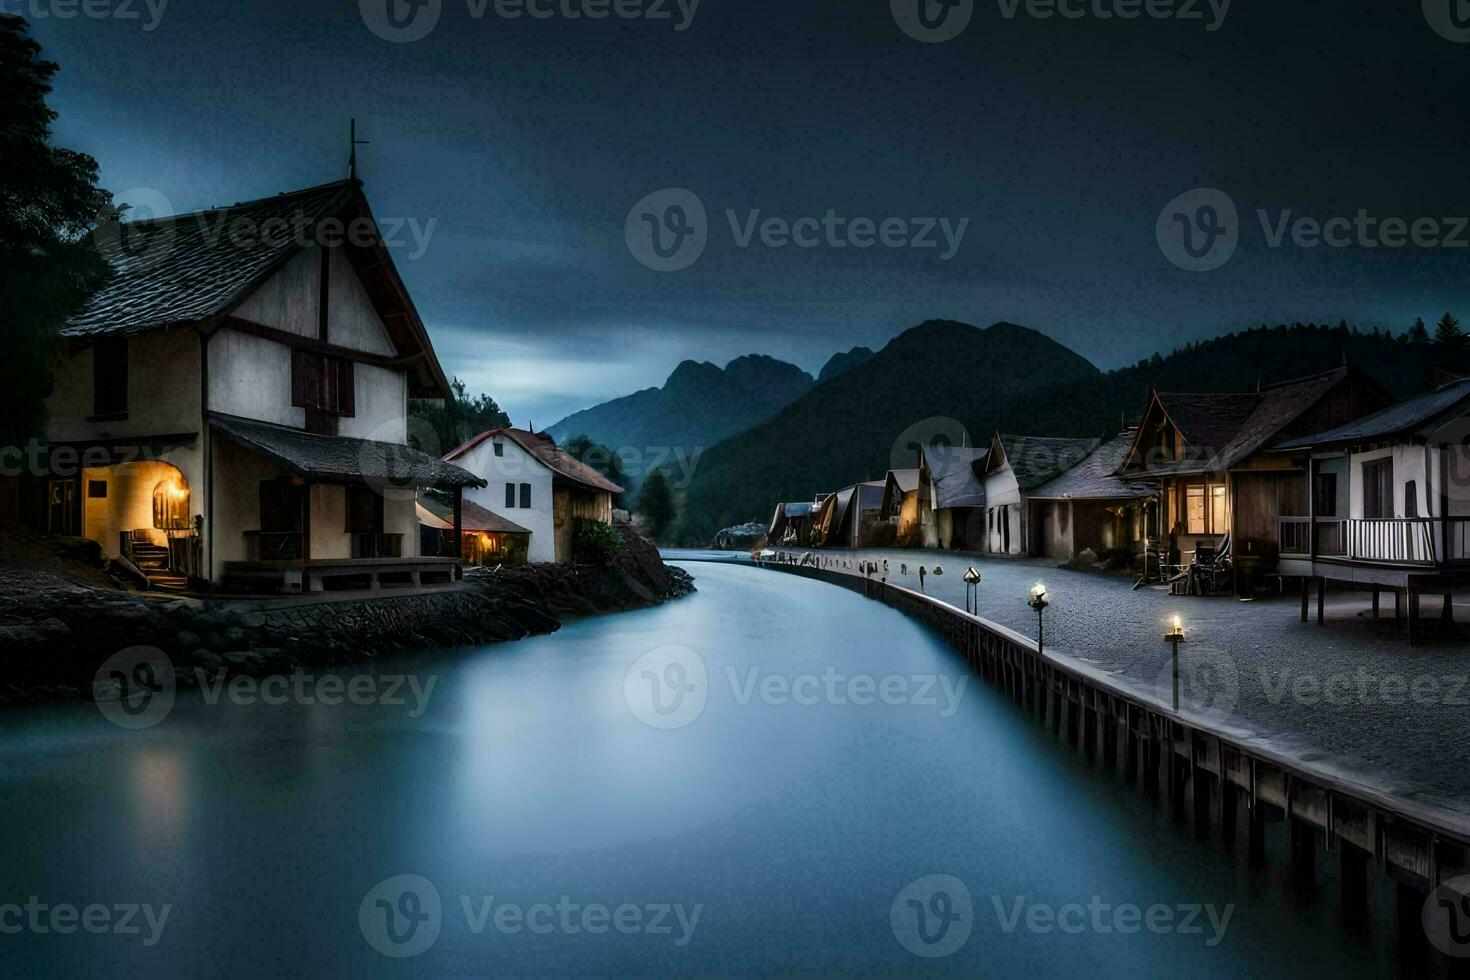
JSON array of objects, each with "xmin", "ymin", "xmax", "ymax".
[{"xmin": 1280, "ymin": 517, "xmax": 1470, "ymax": 567}]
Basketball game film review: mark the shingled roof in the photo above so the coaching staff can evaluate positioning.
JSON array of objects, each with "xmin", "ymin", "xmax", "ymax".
[
  {"xmin": 64, "ymin": 179, "xmax": 452, "ymax": 398},
  {"xmin": 211, "ymin": 414, "xmax": 484, "ymax": 489},
  {"xmin": 1276, "ymin": 377, "xmax": 1470, "ymax": 450},
  {"xmin": 925, "ymin": 446, "xmax": 988, "ymax": 510},
  {"xmin": 445, "ymin": 428, "xmax": 624, "ymax": 495},
  {"xmin": 990, "ymin": 435, "xmax": 1101, "ymax": 492},
  {"xmin": 1031, "ymin": 431, "xmax": 1153, "ymax": 500},
  {"xmin": 1124, "ymin": 368, "xmax": 1364, "ymax": 477}
]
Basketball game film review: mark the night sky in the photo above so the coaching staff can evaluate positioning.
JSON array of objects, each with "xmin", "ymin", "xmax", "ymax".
[{"xmin": 25, "ymin": 0, "xmax": 1470, "ymax": 425}]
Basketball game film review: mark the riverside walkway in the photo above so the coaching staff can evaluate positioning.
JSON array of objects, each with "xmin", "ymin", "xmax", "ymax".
[{"xmin": 744, "ymin": 547, "xmax": 1470, "ymax": 820}]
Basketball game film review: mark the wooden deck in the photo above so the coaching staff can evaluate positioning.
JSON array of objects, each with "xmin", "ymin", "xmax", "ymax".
[{"xmin": 221, "ymin": 556, "xmax": 463, "ymax": 594}]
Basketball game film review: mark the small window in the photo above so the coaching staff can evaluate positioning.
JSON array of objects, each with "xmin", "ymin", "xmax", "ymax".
[
  {"xmin": 505, "ymin": 483, "xmax": 516, "ymax": 509},
  {"xmin": 93, "ymin": 337, "xmax": 128, "ymax": 418},
  {"xmin": 291, "ymin": 350, "xmax": 355, "ymax": 417},
  {"xmin": 520, "ymin": 483, "xmax": 532, "ymax": 509},
  {"xmin": 1209, "ymin": 485, "xmax": 1228, "ymax": 533},
  {"xmin": 494, "ymin": 442, "xmax": 505, "ymax": 457},
  {"xmin": 87, "ymin": 480, "xmax": 108, "ymax": 499}
]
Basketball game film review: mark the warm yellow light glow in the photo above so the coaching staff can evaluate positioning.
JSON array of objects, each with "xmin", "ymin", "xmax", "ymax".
[
  {"xmin": 1030, "ymin": 582, "xmax": 1047, "ymax": 600},
  {"xmin": 1172, "ymin": 615, "xmax": 1182, "ymax": 631},
  {"xmin": 166, "ymin": 481, "xmax": 188, "ymax": 499}
]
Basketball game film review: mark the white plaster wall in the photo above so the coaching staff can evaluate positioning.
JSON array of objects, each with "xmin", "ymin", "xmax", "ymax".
[
  {"xmin": 46, "ymin": 328, "xmax": 202, "ymax": 444},
  {"xmin": 310, "ymin": 484, "xmax": 349, "ymax": 559},
  {"xmin": 338, "ymin": 363, "xmax": 407, "ymax": 442},
  {"xmin": 386, "ymin": 494, "xmax": 419, "ymax": 556},
  {"xmin": 458, "ymin": 438, "xmax": 556, "ymax": 563},
  {"xmin": 208, "ymin": 327, "xmax": 303, "ymax": 427},
  {"xmin": 210, "ymin": 437, "xmax": 288, "ymax": 580},
  {"xmin": 984, "ymin": 468, "xmax": 1022, "ymax": 554}
]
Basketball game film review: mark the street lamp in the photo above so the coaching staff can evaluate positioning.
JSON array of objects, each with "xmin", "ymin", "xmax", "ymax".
[
  {"xmin": 1164, "ymin": 614, "xmax": 1186, "ymax": 711},
  {"xmin": 1028, "ymin": 582, "xmax": 1050, "ymax": 655},
  {"xmin": 963, "ymin": 567, "xmax": 982, "ymax": 614}
]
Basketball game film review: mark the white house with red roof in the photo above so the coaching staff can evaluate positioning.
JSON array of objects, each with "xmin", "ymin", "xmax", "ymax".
[{"xmin": 443, "ymin": 428, "xmax": 624, "ymax": 564}]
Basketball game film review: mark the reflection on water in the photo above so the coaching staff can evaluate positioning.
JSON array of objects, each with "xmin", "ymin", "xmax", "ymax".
[{"xmin": 0, "ymin": 563, "xmax": 1411, "ymax": 976}]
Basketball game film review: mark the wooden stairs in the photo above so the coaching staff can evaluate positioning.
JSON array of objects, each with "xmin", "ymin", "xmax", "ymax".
[{"xmin": 130, "ymin": 541, "xmax": 189, "ymax": 593}]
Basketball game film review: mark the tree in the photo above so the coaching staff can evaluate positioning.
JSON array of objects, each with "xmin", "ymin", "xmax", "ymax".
[
  {"xmin": 1434, "ymin": 312, "xmax": 1466, "ymax": 348},
  {"xmin": 636, "ymin": 470, "xmax": 674, "ymax": 540},
  {"xmin": 409, "ymin": 378, "xmax": 510, "ymax": 455},
  {"xmin": 562, "ymin": 434, "xmax": 627, "ymax": 507},
  {"xmin": 1406, "ymin": 317, "xmax": 1431, "ymax": 344},
  {"xmin": 0, "ymin": 16, "xmax": 114, "ymax": 446}
]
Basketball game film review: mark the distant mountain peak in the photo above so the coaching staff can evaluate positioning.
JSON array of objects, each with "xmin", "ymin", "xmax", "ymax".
[{"xmin": 818, "ymin": 346, "xmax": 875, "ymax": 382}]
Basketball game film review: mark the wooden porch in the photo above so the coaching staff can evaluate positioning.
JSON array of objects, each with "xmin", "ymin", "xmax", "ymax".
[{"xmin": 221, "ymin": 555, "xmax": 463, "ymax": 594}]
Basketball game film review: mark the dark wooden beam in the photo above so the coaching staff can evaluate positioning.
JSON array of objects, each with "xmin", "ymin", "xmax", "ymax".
[
  {"xmin": 452, "ymin": 488, "xmax": 464, "ymax": 560},
  {"xmin": 219, "ymin": 315, "xmax": 427, "ymax": 371}
]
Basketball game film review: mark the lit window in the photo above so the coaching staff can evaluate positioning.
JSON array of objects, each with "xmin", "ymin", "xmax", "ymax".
[
  {"xmin": 1186, "ymin": 485, "xmax": 1206, "ymax": 534},
  {"xmin": 1210, "ymin": 485, "xmax": 1228, "ymax": 534}
]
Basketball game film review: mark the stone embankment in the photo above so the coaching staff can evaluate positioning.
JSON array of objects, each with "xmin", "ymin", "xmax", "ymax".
[{"xmin": 0, "ymin": 524, "xmax": 694, "ymax": 706}]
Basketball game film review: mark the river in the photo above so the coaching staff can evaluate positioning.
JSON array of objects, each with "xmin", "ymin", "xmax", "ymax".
[{"xmin": 0, "ymin": 562, "xmax": 1408, "ymax": 976}]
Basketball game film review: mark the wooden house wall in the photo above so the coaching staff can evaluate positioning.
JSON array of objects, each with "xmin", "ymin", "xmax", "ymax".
[{"xmin": 553, "ymin": 485, "xmax": 613, "ymax": 562}]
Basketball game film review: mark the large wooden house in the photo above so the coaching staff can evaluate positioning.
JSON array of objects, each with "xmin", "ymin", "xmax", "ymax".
[
  {"xmin": 42, "ymin": 179, "xmax": 482, "ymax": 592},
  {"xmin": 1272, "ymin": 377, "xmax": 1470, "ymax": 641},
  {"xmin": 1115, "ymin": 367, "xmax": 1392, "ymax": 590},
  {"xmin": 879, "ymin": 466, "xmax": 935, "ymax": 548},
  {"xmin": 982, "ymin": 434, "xmax": 1100, "ymax": 555},
  {"xmin": 443, "ymin": 427, "xmax": 623, "ymax": 564},
  {"xmin": 810, "ymin": 480, "xmax": 885, "ymax": 549}
]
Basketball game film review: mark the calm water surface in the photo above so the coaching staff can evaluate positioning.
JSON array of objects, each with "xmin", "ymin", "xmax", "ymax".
[{"xmin": 0, "ymin": 563, "xmax": 1404, "ymax": 976}]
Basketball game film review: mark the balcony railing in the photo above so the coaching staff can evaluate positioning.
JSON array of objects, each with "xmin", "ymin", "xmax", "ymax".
[
  {"xmin": 1280, "ymin": 517, "xmax": 1470, "ymax": 566},
  {"xmin": 245, "ymin": 531, "xmax": 304, "ymax": 561}
]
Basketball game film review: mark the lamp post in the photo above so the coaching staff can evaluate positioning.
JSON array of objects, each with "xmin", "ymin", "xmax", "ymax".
[
  {"xmin": 1028, "ymin": 582, "xmax": 1050, "ymax": 655},
  {"xmin": 963, "ymin": 567, "xmax": 982, "ymax": 614},
  {"xmin": 1164, "ymin": 615, "xmax": 1186, "ymax": 711}
]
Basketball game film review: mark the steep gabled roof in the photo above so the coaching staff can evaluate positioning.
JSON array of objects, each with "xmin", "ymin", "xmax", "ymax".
[
  {"xmin": 1276, "ymin": 377, "xmax": 1470, "ymax": 450},
  {"xmin": 1121, "ymin": 368, "xmax": 1377, "ymax": 477},
  {"xmin": 65, "ymin": 179, "xmax": 452, "ymax": 399},
  {"xmin": 989, "ymin": 434, "xmax": 1101, "ymax": 492},
  {"xmin": 1031, "ymin": 431, "xmax": 1153, "ymax": 500},
  {"xmin": 924, "ymin": 446, "xmax": 988, "ymax": 510},
  {"xmin": 887, "ymin": 468, "xmax": 921, "ymax": 493},
  {"xmin": 445, "ymin": 428, "xmax": 624, "ymax": 495}
]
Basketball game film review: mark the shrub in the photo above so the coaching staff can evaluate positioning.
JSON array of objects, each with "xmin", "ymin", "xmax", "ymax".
[{"xmin": 572, "ymin": 518, "xmax": 623, "ymax": 565}]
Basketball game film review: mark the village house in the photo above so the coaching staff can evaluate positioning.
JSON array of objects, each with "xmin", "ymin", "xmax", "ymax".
[
  {"xmin": 982, "ymin": 434, "xmax": 1100, "ymax": 556},
  {"xmin": 1115, "ymin": 367, "xmax": 1392, "ymax": 593},
  {"xmin": 879, "ymin": 466, "xmax": 936, "ymax": 548},
  {"xmin": 417, "ymin": 495, "xmax": 531, "ymax": 567},
  {"xmin": 923, "ymin": 445, "xmax": 988, "ymax": 552},
  {"xmin": 1271, "ymin": 376, "xmax": 1470, "ymax": 642},
  {"xmin": 1028, "ymin": 431, "xmax": 1154, "ymax": 562},
  {"xmin": 810, "ymin": 480, "xmax": 886, "ymax": 550},
  {"xmin": 443, "ymin": 427, "xmax": 623, "ymax": 564},
  {"xmin": 40, "ymin": 179, "xmax": 483, "ymax": 593},
  {"xmin": 768, "ymin": 500, "xmax": 818, "ymax": 547}
]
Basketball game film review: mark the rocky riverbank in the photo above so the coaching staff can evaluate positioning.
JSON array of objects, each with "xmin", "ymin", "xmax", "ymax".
[{"xmin": 0, "ymin": 523, "xmax": 694, "ymax": 707}]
